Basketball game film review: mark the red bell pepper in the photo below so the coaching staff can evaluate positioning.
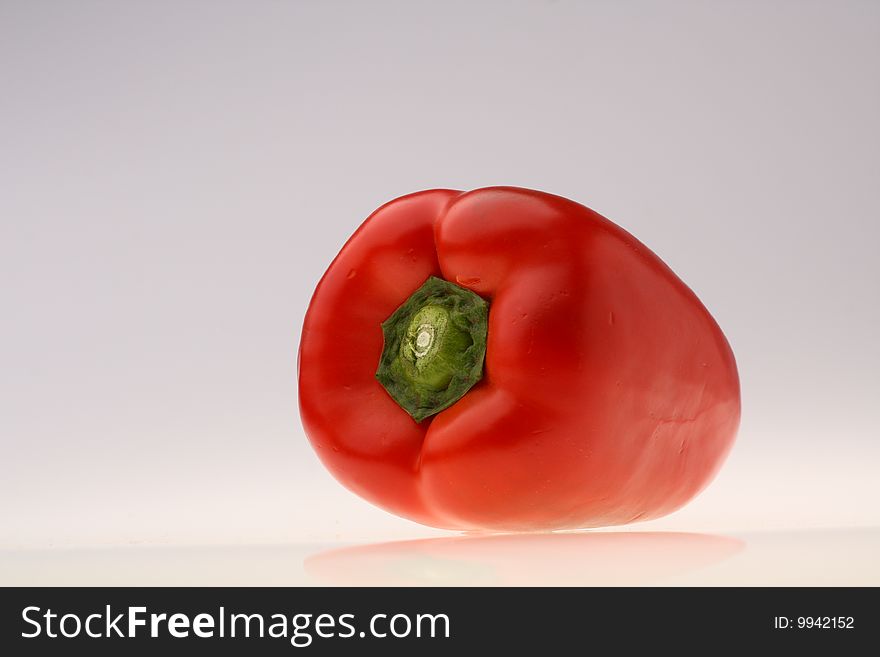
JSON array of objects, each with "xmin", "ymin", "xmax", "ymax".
[{"xmin": 298, "ymin": 187, "xmax": 740, "ymax": 530}]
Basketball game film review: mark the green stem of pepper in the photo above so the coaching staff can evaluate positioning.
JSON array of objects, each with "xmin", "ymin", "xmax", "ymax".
[{"xmin": 375, "ymin": 276, "xmax": 489, "ymax": 422}]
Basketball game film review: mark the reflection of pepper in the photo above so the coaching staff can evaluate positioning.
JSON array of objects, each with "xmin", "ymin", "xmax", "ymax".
[{"xmin": 298, "ymin": 187, "xmax": 740, "ymax": 530}]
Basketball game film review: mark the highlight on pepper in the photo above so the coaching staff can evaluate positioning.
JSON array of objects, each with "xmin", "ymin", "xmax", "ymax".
[{"xmin": 298, "ymin": 186, "xmax": 741, "ymax": 531}]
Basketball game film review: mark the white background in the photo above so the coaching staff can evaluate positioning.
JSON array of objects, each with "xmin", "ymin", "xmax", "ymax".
[{"xmin": 2, "ymin": 1, "xmax": 878, "ymax": 584}]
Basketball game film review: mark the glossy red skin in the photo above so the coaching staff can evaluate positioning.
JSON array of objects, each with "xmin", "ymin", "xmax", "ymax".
[{"xmin": 298, "ymin": 187, "xmax": 740, "ymax": 530}]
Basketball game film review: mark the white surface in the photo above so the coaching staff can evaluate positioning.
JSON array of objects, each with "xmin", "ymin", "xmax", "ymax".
[
  {"xmin": 2, "ymin": 528, "xmax": 877, "ymax": 586},
  {"xmin": 2, "ymin": 1, "xmax": 879, "ymax": 584}
]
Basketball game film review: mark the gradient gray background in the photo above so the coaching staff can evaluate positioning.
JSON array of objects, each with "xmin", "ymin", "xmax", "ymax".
[{"xmin": 2, "ymin": 0, "xmax": 879, "ymax": 576}]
